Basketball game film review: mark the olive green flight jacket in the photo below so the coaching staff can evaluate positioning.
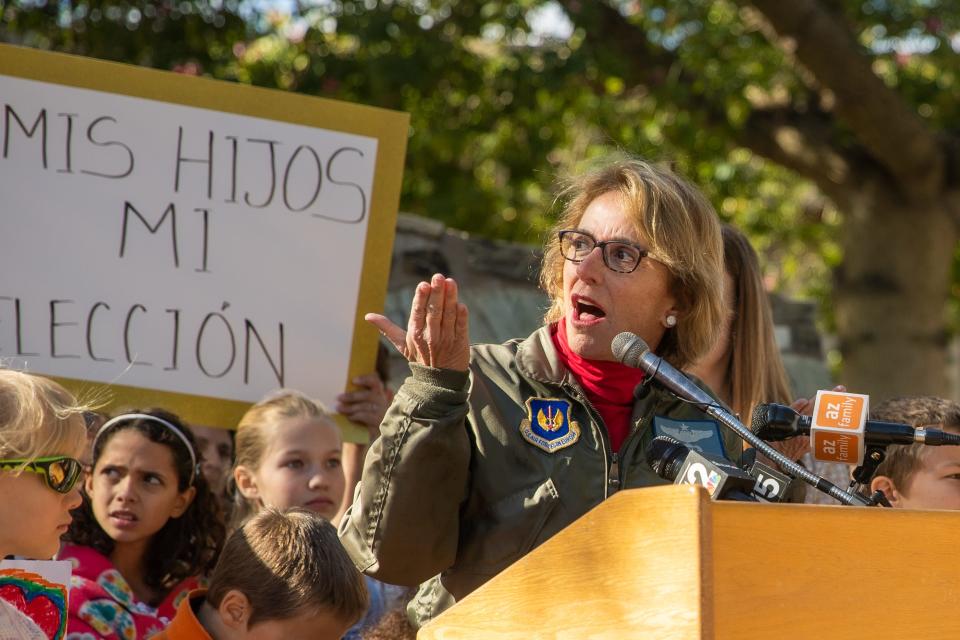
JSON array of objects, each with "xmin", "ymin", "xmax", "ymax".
[{"xmin": 338, "ymin": 326, "xmax": 740, "ymax": 627}]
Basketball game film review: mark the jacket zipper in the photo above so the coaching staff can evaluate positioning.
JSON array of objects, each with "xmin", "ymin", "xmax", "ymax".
[
  {"xmin": 566, "ymin": 383, "xmax": 619, "ymax": 499},
  {"xmin": 615, "ymin": 413, "xmax": 649, "ymax": 489}
]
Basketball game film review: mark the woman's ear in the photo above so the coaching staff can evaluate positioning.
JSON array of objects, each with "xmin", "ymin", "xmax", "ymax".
[
  {"xmin": 170, "ymin": 485, "xmax": 197, "ymax": 518},
  {"xmin": 218, "ymin": 589, "xmax": 253, "ymax": 631},
  {"xmin": 84, "ymin": 470, "xmax": 95, "ymax": 495},
  {"xmin": 870, "ymin": 475, "xmax": 903, "ymax": 507},
  {"xmin": 233, "ymin": 465, "xmax": 259, "ymax": 501}
]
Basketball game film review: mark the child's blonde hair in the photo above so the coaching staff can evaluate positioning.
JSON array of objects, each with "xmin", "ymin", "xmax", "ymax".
[
  {"xmin": 232, "ymin": 389, "xmax": 339, "ymax": 526},
  {"xmin": 0, "ymin": 369, "xmax": 88, "ymax": 465}
]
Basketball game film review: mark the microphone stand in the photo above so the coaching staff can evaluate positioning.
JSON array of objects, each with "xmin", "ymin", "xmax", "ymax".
[
  {"xmin": 850, "ymin": 445, "xmax": 892, "ymax": 506},
  {"xmin": 635, "ymin": 352, "xmax": 872, "ymax": 507}
]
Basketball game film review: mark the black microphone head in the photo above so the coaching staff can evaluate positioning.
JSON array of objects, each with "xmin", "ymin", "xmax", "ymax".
[
  {"xmin": 645, "ymin": 435, "xmax": 687, "ymax": 481},
  {"xmin": 750, "ymin": 403, "xmax": 773, "ymax": 435},
  {"xmin": 750, "ymin": 403, "xmax": 804, "ymax": 441},
  {"xmin": 612, "ymin": 332, "xmax": 649, "ymax": 368}
]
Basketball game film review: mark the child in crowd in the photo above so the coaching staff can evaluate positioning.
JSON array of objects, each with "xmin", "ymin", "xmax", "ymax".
[
  {"xmin": 63, "ymin": 409, "xmax": 225, "ymax": 638},
  {"xmin": 154, "ymin": 507, "xmax": 367, "ymax": 640},
  {"xmin": 191, "ymin": 425, "xmax": 233, "ymax": 494},
  {"xmin": 0, "ymin": 369, "xmax": 87, "ymax": 559},
  {"xmin": 231, "ymin": 390, "xmax": 393, "ymax": 638},
  {"xmin": 869, "ymin": 396, "xmax": 960, "ymax": 510},
  {"xmin": 232, "ymin": 390, "xmax": 345, "ymax": 526},
  {"xmin": 191, "ymin": 424, "xmax": 235, "ymax": 518}
]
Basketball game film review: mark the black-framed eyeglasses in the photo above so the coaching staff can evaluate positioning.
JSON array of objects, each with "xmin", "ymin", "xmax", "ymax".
[
  {"xmin": 558, "ymin": 229, "xmax": 649, "ymax": 273},
  {"xmin": 0, "ymin": 456, "xmax": 84, "ymax": 494}
]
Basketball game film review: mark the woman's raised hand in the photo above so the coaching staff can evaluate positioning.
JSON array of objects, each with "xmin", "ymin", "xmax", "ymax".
[{"xmin": 365, "ymin": 273, "xmax": 470, "ymax": 372}]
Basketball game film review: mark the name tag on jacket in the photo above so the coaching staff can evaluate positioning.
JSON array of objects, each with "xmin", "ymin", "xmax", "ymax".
[{"xmin": 652, "ymin": 416, "xmax": 727, "ymax": 458}]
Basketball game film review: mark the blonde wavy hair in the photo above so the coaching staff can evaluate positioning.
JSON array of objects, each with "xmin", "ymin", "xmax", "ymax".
[
  {"xmin": 721, "ymin": 225, "xmax": 793, "ymax": 419},
  {"xmin": 231, "ymin": 390, "xmax": 338, "ymax": 528},
  {"xmin": 0, "ymin": 369, "xmax": 89, "ymax": 465},
  {"xmin": 541, "ymin": 155, "xmax": 725, "ymax": 368}
]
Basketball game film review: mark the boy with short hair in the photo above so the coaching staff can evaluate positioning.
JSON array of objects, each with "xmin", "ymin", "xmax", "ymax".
[
  {"xmin": 869, "ymin": 396, "xmax": 960, "ymax": 510},
  {"xmin": 156, "ymin": 507, "xmax": 368, "ymax": 640}
]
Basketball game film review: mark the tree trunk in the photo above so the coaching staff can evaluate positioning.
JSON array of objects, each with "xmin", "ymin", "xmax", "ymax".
[{"xmin": 834, "ymin": 184, "xmax": 957, "ymax": 402}]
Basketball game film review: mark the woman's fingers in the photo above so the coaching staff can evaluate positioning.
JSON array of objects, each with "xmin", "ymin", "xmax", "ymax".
[
  {"xmin": 790, "ymin": 397, "xmax": 811, "ymax": 416},
  {"xmin": 425, "ymin": 274, "xmax": 447, "ymax": 364},
  {"xmin": 455, "ymin": 302, "xmax": 468, "ymax": 343},
  {"xmin": 776, "ymin": 437, "xmax": 811, "ymax": 460},
  {"xmin": 439, "ymin": 278, "xmax": 459, "ymax": 345},
  {"xmin": 430, "ymin": 278, "xmax": 470, "ymax": 371},
  {"xmin": 407, "ymin": 281, "xmax": 432, "ymax": 363},
  {"xmin": 375, "ymin": 273, "xmax": 470, "ymax": 370},
  {"xmin": 365, "ymin": 313, "xmax": 408, "ymax": 359}
]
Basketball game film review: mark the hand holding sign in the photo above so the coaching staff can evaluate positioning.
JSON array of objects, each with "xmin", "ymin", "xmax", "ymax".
[
  {"xmin": 366, "ymin": 274, "xmax": 470, "ymax": 372},
  {"xmin": 336, "ymin": 373, "xmax": 391, "ymax": 437}
]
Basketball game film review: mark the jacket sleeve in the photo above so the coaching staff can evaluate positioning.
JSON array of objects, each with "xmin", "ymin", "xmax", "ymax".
[{"xmin": 338, "ymin": 361, "xmax": 473, "ymax": 586}]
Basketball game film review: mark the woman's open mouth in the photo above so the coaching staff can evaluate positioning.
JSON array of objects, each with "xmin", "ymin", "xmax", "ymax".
[{"xmin": 572, "ymin": 294, "xmax": 606, "ymax": 325}]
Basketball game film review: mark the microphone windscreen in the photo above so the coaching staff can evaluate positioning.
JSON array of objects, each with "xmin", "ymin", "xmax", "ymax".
[
  {"xmin": 611, "ymin": 332, "xmax": 649, "ymax": 368},
  {"xmin": 751, "ymin": 403, "xmax": 803, "ymax": 440},
  {"xmin": 750, "ymin": 403, "xmax": 772, "ymax": 435},
  {"xmin": 645, "ymin": 435, "xmax": 685, "ymax": 481}
]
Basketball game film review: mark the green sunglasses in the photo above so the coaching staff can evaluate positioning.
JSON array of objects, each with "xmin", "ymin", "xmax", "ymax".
[{"xmin": 0, "ymin": 456, "xmax": 84, "ymax": 493}]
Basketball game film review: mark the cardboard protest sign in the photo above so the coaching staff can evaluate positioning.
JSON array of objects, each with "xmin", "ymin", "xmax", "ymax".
[{"xmin": 0, "ymin": 44, "xmax": 408, "ymax": 440}]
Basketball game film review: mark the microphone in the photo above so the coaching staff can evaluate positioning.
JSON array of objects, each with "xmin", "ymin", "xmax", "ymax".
[
  {"xmin": 648, "ymin": 436, "xmax": 794, "ymax": 503},
  {"xmin": 612, "ymin": 332, "xmax": 720, "ymax": 410},
  {"xmin": 612, "ymin": 332, "xmax": 872, "ymax": 507},
  {"xmin": 645, "ymin": 436, "xmax": 758, "ymax": 502},
  {"xmin": 751, "ymin": 403, "xmax": 960, "ymax": 447},
  {"xmin": 746, "ymin": 460, "xmax": 795, "ymax": 503}
]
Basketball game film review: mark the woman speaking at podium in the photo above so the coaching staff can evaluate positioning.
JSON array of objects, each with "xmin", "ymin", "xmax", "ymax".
[{"xmin": 339, "ymin": 155, "xmax": 738, "ymax": 626}]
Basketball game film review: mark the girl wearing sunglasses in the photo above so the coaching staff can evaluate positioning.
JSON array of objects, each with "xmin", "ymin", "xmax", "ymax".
[
  {"xmin": 62, "ymin": 409, "xmax": 225, "ymax": 639},
  {"xmin": 0, "ymin": 369, "xmax": 88, "ymax": 560}
]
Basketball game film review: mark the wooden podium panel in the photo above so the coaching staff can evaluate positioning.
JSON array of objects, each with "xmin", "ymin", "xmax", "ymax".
[{"xmin": 418, "ymin": 485, "xmax": 960, "ymax": 639}]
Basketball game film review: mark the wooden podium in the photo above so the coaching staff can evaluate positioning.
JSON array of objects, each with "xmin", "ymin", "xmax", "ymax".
[{"xmin": 418, "ymin": 485, "xmax": 960, "ymax": 639}]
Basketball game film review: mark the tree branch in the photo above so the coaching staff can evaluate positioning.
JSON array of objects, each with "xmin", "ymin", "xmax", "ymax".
[
  {"xmin": 737, "ymin": 106, "xmax": 880, "ymax": 207},
  {"xmin": 742, "ymin": 0, "xmax": 945, "ymax": 201},
  {"xmin": 555, "ymin": 0, "xmax": 679, "ymax": 89}
]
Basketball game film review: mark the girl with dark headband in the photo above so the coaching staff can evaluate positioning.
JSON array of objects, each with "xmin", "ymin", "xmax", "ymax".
[{"xmin": 62, "ymin": 409, "xmax": 225, "ymax": 639}]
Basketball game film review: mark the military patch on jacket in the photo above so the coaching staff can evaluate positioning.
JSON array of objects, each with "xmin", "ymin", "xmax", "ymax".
[
  {"xmin": 653, "ymin": 416, "xmax": 727, "ymax": 458},
  {"xmin": 520, "ymin": 398, "xmax": 581, "ymax": 453}
]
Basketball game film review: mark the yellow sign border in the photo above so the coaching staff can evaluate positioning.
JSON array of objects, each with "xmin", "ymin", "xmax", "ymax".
[{"xmin": 0, "ymin": 43, "xmax": 409, "ymax": 441}]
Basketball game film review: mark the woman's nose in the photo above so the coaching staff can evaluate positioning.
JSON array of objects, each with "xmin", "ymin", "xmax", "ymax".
[{"xmin": 575, "ymin": 246, "xmax": 606, "ymax": 282}]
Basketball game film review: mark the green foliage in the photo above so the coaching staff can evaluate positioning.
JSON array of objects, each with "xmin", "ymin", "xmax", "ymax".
[
  {"xmin": 1, "ymin": 0, "xmax": 955, "ymax": 327},
  {"xmin": 1, "ymin": 0, "xmax": 252, "ymax": 69}
]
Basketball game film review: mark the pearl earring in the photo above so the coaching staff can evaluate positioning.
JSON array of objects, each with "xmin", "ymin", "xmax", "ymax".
[{"xmin": 664, "ymin": 315, "xmax": 677, "ymax": 328}]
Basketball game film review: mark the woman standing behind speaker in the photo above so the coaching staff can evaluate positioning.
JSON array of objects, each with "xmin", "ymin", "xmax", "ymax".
[{"xmin": 689, "ymin": 224, "xmax": 848, "ymax": 502}]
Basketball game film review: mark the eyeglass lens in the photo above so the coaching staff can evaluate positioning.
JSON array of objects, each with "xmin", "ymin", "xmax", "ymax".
[{"xmin": 560, "ymin": 231, "xmax": 644, "ymax": 273}]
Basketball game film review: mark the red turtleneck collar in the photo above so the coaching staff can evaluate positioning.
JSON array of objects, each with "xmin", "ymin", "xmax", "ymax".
[{"xmin": 550, "ymin": 320, "xmax": 644, "ymax": 452}]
